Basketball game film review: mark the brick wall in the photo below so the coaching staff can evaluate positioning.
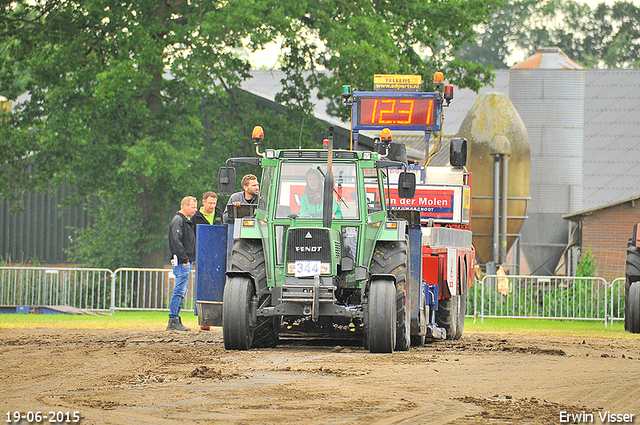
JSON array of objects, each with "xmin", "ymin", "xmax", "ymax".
[{"xmin": 577, "ymin": 200, "xmax": 640, "ymax": 280}]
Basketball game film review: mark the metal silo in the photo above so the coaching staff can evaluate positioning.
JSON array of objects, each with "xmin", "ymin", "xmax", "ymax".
[
  {"xmin": 456, "ymin": 93, "xmax": 530, "ymax": 267},
  {"xmin": 509, "ymin": 47, "xmax": 585, "ymax": 275}
]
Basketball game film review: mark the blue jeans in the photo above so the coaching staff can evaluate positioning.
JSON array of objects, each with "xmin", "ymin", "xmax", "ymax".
[{"xmin": 169, "ymin": 263, "xmax": 191, "ymax": 318}]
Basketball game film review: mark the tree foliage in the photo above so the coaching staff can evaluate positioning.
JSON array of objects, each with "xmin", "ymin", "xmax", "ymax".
[
  {"xmin": 0, "ymin": 0, "xmax": 497, "ymax": 267},
  {"xmin": 457, "ymin": 0, "xmax": 640, "ymax": 68}
]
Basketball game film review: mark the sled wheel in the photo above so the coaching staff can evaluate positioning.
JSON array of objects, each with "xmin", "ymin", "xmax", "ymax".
[
  {"xmin": 435, "ymin": 260, "xmax": 467, "ymax": 340},
  {"xmin": 411, "ymin": 292, "xmax": 427, "ymax": 347}
]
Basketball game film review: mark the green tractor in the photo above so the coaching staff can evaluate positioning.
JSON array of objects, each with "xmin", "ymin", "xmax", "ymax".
[
  {"xmin": 216, "ymin": 73, "xmax": 474, "ymax": 352},
  {"xmin": 218, "ymin": 127, "xmax": 418, "ymax": 353}
]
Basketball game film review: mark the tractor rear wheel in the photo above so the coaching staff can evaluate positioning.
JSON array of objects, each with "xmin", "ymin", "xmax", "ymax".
[
  {"xmin": 367, "ymin": 280, "xmax": 396, "ymax": 353},
  {"xmin": 627, "ymin": 282, "xmax": 640, "ymax": 334},
  {"xmin": 370, "ymin": 240, "xmax": 410, "ymax": 351},
  {"xmin": 222, "ymin": 276, "xmax": 254, "ymax": 350},
  {"xmin": 227, "ymin": 239, "xmax": 278, "ymax": 348}
]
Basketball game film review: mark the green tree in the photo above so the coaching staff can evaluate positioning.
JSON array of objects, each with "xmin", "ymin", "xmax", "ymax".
[
  {"xmin": 0, "ymin": 0, "xmax": 497, "ymax": 270},
  {"xmin": 457, "ymin": 0, "xmax": 640, "ymax": 69}
]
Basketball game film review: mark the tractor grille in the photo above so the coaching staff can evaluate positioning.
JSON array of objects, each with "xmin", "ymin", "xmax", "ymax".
[{"xmin": 286, "ymin": 228, "xmax": 331, "ymax": 262}]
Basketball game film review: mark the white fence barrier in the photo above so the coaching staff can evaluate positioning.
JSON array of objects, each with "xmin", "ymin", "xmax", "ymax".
[
  {"xmin": 113, "ymin": 268, "xmax": 195, "ymax": 312},
  {"xmin": 0, "ymin": 267, "xmax": 113, "ymax": 312},
  {"xmin": 467, "ymin": 275, "xmax": 626, "ymax": 327},
  {"xmin": 609, "ymin": 277, "xmax": 626, "ymax": 326},
  {"xmin": 0, "ymin": 267, "xmax": 628, "ymax": 325},
  {"xmin": 0, "ymin": 266, "xmax": 195, "ymax": 315}
]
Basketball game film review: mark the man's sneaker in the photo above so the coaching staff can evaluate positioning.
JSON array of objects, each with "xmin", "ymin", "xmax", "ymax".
[{"xmin": 166, "ymin": 317, "xmax": 190, "ymax": 332}]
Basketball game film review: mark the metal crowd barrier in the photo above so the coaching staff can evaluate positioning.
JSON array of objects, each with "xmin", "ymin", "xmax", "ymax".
[
  {"xmin": 0, "ymin": 266, "xmax": 195, "ymax": 315},
  {"xmin": 609, "ymin": 277, "xmax": 626, "ymax": 326},
  {"xmin": 0, "ymin": 267, "xmax": 628, "ymax": 324},
  {"xmin": 467, "ymin": 274, "xmax": 622, "ymax": 327},
  {"xmin": 0, "ymin": 266, "xmax": 113, "ymax": 312},
  {"xmin": 113, "ymin": 268, "xmax": 195, "ymax": 313}
]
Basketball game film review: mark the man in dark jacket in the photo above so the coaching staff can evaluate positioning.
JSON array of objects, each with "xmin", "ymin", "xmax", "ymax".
[{"xmin": 167, "ymin": 196, "xmax": 197, "ymax": 331}]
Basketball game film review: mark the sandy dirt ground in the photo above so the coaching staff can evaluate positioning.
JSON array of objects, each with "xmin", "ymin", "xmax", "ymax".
[{"xmin": 1, "ymin": 327, "xmax": 640, "ymax": 425}]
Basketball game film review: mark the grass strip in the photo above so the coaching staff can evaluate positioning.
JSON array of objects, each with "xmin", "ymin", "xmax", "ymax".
[{"xmin": 1, "ymin": 311, "xmax": 639, "ymax": 339}]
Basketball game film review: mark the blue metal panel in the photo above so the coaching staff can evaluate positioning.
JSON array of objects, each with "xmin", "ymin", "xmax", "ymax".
[
  {"xmin": 195, "ymin": 225, "xmax": 228, "ymax": 304},
  {"xmin": 226, "ymin": 221, "xmax": 235, "ymax": 271},
  {"xmin": 407, "ymin": 225, "xmax": 422, "ymax": 334}
]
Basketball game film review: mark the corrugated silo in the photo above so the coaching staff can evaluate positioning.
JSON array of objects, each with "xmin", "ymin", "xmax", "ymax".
[{"xmin": 509, "ymin": 47, "xmax": 585, "ymax": 275}]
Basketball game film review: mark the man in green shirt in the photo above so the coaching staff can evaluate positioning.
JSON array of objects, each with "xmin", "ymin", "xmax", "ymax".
[{"xmin": 192, "ymin": 191, "xmax": 223, "ymax": 233}]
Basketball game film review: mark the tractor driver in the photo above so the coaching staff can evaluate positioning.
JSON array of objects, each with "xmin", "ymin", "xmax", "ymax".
[
  {"xmin": 300, "ymin": 168, "xmax": 342, "ymax": 219},
  {"xmin": 222, "ymin": 173, "xmax": 259, "ymax": 223}
]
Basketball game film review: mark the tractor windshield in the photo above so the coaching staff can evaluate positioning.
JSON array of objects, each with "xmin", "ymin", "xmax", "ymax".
[{"xmin": 275, "ymin": 162, "xmax": 359, "ymax": 219}]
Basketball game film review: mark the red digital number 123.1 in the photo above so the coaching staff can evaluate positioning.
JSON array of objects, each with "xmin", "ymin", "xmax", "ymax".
[{"xmin": 360, "ymin": 97, "xmax": 434, "ymax": 127}]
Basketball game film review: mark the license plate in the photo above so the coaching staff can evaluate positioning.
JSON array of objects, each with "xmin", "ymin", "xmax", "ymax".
[{"xmin": 294, "ymin": 260, "xmax": 321, "ymax": 277}]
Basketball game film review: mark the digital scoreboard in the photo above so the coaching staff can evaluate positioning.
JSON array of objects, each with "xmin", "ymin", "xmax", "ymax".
[
  {"xmin": 357, "ymin": 97, "xmax": 436, "ymax": 127},
  {"xmin": 353, "ymin": 92, "xmax": 441, "ymax": 131}
]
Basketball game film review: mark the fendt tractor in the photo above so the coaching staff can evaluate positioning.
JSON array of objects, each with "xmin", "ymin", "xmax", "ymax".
[{"xmin": 198, "ymin": 73, "xmax": 475, "ymax": 353}]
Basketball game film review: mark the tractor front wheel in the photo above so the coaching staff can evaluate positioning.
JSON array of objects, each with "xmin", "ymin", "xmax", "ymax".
[
  {"xmin": 228, "ymin": 239, "xmax": 278, "ymax": 348},
  {"xmin": 222, "ymin": 276, "xmax": 254, "ymax": 350},
  {"xmin": 367, "ymin": 280, "xmax": 396, "ymax": 353},
  {"xmin": 370, "ymin": 240, "xmax": 410, "ymax": 351}
]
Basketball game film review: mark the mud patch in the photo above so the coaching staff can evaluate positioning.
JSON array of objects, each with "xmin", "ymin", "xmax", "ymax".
[
  {"xmin": 501, "ymin": 346, "xmax": 566, "ymax": 356},
  {"xmin": 189, "ymin": 365, "xmax": 242, "ymax": 380},
  {"xmin": 273, "ymin": 365, "xmax": 368, "ymax": 377},
  {"xmin": 453, "ymin": 395, "xmax": 592, "ymax": 424}
]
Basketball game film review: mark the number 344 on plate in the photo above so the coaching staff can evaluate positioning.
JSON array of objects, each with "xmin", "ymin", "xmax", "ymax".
[{"xmin": 294, "ymin": 260, "xmax": 321, "ymax": 277}]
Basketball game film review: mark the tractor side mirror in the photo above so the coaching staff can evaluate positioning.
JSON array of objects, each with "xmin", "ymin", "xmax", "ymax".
[
  {"xmin": 218, "ymin": 167, "xmax": 236, "ymax": 194},
  {"xmin": 450, "ymin": 137, "xmax": 467, "ymax": 167},
  {"xmin": 397, "ymin": 171, "xmax": 416, "ymax": 199}
]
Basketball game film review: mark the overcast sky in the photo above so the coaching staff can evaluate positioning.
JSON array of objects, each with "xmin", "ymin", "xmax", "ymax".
[{"xmin": 583, "ymin": 0, "xmax": 639, "ymax": 5}]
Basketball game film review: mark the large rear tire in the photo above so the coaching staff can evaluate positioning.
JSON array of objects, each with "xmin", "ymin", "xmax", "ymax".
[
  {"xmin": 370, "ymin": 240, "xmax": 410, "ymax": 351},
  {"xmin": 627, "ymin": 282, "xmax": 640, "ymax": 334},
  {"xmin": 367, "ymin": 280, "xmax": 396, "ymax": 353},
  {"xmin": 625, "ymin": 236, "xmax": 640, "ymax": 332},
  {"xmin": 222, "ymin": 276, "xmax": 254, "ymax": 350},
  {"xmin": 227, "ymin": 239, "xmax": 278, "ymax": 348}
]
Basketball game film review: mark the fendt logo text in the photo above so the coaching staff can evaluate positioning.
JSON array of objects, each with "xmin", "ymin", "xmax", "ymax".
[{"xmin": 295, "ymin": 246, "xmax": 323, "ymax": 252}]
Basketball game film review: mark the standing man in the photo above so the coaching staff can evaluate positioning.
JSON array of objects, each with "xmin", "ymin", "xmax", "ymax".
[
  {"xmin": 192, "ymin": 191, "xmax": 223, "ymax": 233},
  {"xmin": 223, "ymin": 173, "xmax": 259, "ymax": 223},
  {"xmin": 167, "ymin": 195, "xmax": 197, "ymax": 332}
]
